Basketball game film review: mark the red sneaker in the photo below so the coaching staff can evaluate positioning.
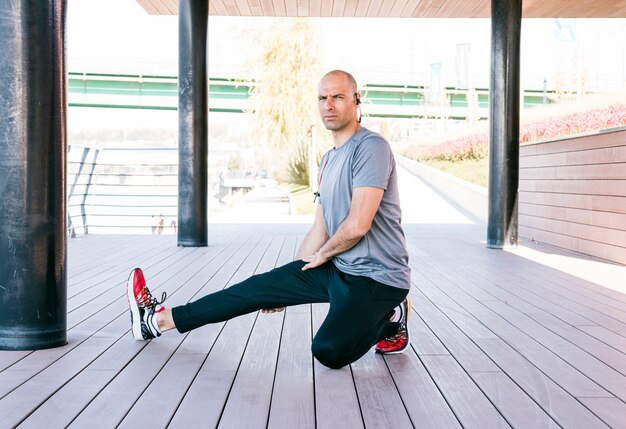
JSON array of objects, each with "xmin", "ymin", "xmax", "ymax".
[
  {"xmin": 375, "ymin": 297, "xmax": 411, "ymax": 355},
  {"xmin": 126, "ymin": 268, "xmax": 167, "ymax": 341}
]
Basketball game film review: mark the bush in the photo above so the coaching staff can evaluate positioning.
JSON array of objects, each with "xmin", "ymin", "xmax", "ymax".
[{"xmin": 406, "ymin": 103, "xmax": 626, "ymax": 162}]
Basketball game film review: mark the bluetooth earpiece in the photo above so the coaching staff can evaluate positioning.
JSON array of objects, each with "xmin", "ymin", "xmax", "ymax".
[{"xmin": 355, "ymin": 93, "xmax": 361, "ymax": 105}]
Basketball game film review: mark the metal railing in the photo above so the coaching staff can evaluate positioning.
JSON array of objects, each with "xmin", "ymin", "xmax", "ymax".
[{"xmin": 67, "ymin": 146, "xmax": 178, "ymax": 235}]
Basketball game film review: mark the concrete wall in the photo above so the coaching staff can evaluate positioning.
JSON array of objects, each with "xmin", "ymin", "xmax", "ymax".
[
  {"xmin": 519, "ymin": 126, "xmax": 626, "ymax": 265},
  {"xmin": 396, "ymin": 155, "xmax": 487, "ymax": 223}
]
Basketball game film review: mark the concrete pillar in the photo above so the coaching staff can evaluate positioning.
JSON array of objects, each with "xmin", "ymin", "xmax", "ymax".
[
  {"xmin": 178, "ymin": 0, "xmax": 208, "ymax": 247},
  {"xmin": 487, "ymin": 0, "xmax": 522, "ymax": 248},
  {"xmin": 0, "ymin": 0, "xmax": 68, "ymax": 350}
]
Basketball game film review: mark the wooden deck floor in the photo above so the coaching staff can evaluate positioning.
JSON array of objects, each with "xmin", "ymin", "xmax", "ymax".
[{"xmin": 1, "ymin": 222, "xmax": 626, "ymax": 428}]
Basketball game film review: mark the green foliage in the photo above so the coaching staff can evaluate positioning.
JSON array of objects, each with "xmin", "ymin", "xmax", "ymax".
[
  {"xmin": 422, "ymin": 158, "xmax": 489, "ymax": 188},
  {"xmin": 227, "ymin": 153, "xmax": 244, "ymax": 171},
  {"xmin": 246, "ymin": 19, "xmax": 323, "ymax": 186}
]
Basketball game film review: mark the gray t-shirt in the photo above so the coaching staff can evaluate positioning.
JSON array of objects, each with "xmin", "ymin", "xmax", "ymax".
[{"xmin": 317, "ymin": 127, "xmax": 410, "ymax": 290}]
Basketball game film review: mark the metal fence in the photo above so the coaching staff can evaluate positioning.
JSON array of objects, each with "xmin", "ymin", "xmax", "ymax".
[{"xmin": 67, "ymin": 146, "xmax": 178, "ymax": 235}]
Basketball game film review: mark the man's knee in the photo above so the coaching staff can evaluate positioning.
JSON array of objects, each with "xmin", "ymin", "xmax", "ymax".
[{"xmin": 311, "ymin": 340, "xmax": 351, "ymax": 369}]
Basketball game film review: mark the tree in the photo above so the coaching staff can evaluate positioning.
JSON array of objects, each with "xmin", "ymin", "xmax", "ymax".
[{"xmin": 246, "ymin": 19, "xmax": 323, "ymax": 186}]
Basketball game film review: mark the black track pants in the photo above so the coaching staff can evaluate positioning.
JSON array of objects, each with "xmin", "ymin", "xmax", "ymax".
[{"xmin": 171, "ymin": 260, "xmax": 408, "ymax": 369}]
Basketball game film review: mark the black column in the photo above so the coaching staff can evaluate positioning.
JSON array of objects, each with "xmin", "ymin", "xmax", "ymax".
[
  {"xmin": 0, "ymin": 0, "xmax": 67, "ymax": 350},
  {"xmin": 487, "ymin": 0, "xmax": 522, "ymax": 249},
  {"xmin": 178, "ymin": 0, "xmax": 208, "ymax": 247}
]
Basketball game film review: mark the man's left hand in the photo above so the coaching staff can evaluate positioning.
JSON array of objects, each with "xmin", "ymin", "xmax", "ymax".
[{"xmin": 301, "ymin": 252, "xmax": 329, "ymax": 271}]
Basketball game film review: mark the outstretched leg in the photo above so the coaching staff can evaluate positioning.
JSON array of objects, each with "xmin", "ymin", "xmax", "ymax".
[{"xmin": 170, "ymin": 260, "xmax": 333, "ymax": 333}]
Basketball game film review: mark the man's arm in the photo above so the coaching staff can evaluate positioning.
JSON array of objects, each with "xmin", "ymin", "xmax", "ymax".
[
  {"xmin": 296, "ymin": 204, "xmax": 330, "ymax": 260},
  {"xmin": 301, "ymin": 186, "xmax": 384, "ymax": 271}
]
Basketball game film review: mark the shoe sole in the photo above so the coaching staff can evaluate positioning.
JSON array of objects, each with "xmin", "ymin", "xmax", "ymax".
[
  {"xmin": 126, "ymin": 268, "xmax": 145, "ymax": 341},
  {"xmin": 376, "ymin": 296, "xmax": 411, "ymax": 355}
]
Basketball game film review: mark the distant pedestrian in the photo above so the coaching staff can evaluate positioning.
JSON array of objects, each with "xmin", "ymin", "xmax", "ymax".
[{"xmin": 157, "ymin": 214, "xmax": 164, "ymax": 235}]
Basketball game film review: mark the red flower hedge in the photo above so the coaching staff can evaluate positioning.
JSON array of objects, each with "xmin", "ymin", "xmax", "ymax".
[{"xmin": 414, "ymin": 103, "xmax": 626, "ymax": 162}]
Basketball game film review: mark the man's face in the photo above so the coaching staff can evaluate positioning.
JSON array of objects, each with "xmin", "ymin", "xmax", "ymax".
[{"xmin": 317, "ymin": 74, "xmax": 358, "ymax": 132}]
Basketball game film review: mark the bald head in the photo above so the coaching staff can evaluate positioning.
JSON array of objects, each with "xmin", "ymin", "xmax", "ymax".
[{"xmin": 319, "ymin": 70, "xmax": 358, "ymax": 93}]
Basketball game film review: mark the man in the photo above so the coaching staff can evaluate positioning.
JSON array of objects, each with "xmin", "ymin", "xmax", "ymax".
[{"xmin": 127, "ymin": 70, "xmax": 411, "ymax": 369}]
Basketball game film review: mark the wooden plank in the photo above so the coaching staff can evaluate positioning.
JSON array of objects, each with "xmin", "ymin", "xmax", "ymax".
[
  {"xmin": 19, "ymin": 333, "xmax": 147, "ymax": 428},
  {"xmin": 420, "ymin": 355, "xmax": 510, "ymax": 428},
  {"xmin": 409, "ymin": 286, "xmax": 500, "ymax": 372},
  {"xmin": 520, "ymin": 145, "xmax": 626, "ymax": 168},
  {"xmin": 0, "ymin": 351, "xmax": 31, "ymax": 372},
  {"xmin": 216, "ymin": 308, "xmax": 283, "ymax": 428},
  {"xmin": 110, "ymin": 237, "xmax": 247, "ymax": 428},
  {"xmin": 343, "ymin": 0, "xmax": 360, "ymax": 16},
  {"xmin": 579, "ymin": 397, "xmax": 626, "ymax": 429},
  {"xmin": 519, "ymin": 192, "xmax": 626, "ymax": 215},
  {"xmin": 295, "ymin": 0, "xmax": 307, "ymax": 16},
  {"xmin": 0, "ymin": 329, "xmax": 100, "ymax": 399},
  {"xmin": 354, "ymin": 0, "xmax": 371, "ymax": 17},
  {"xmin": 471, "ymin": 371, "xmax": 560, "ymax": 428},
  {"xmin": 520, "ymin": 203, "xmax": 626, "ymax": 232},
  {"xmin": 308, "ymin": 0, "xmax": 322, "ymax": 16},
  {"xmin": 0, "ymin": 336, "xmax": 118, "ymax": 428},
  {"xmin": 413, "ymin": 259, "xmax": 614, "ymax": 399},
  {"xmin": 467, "ymin": 240, "xmax": 626, "ymax": 335},
  {"xmin": 504, "ymin": 243, "xmax": 626, "ymax": 298},
  {"xmin": 168, "ymin": 235, "xmax": 283, "ymax": 427},
  {"xmin": 351, "ymin": 352, "xmax": 414, "ymax": 428},
  {"xmin": 332, "ymin": 0, "xmax": 347, "ymax": 16},
  {"xmin": 218, "ymin": 234, "xmax": 298, "ymax": 427},
  {"xmin": 267, "ymin": 306, "xmax": 315, "ymax": 428},
  {"xmin": 521, "ymin": 163, "xmax": 626, "ymax": 180},
  {"xmin": 377, "ymin": 0, "xmax": 397, "ymax": 17},
  {"xmin": 67, "ymin": 245, "xmax": 189, "ymax": 310},
  {"xmin": 520, "ymin": 129, "xmax": 626, "ymax": 156},
  {"xmin": 519, "ymin": 226, "xmax": 626, "ymax": 266},
  {"xmin": 482, "ymin": 245, "xmax": 626, "ymax": 324},
  {"xmin": 320, "ymin": 0, "xmax": 333, "ymax": 16},
  {"xmin": 519, "ymin": 179, "xmax": 626, "ymax": 197},
  {"xmin": 270, "ymin": 0, "xmax": 285, "ymax": 15},
  {"xmin": 498, "ymin": 246, "xmax": 626, "ymax": 309},
  {"xmin": 365, "ymin": 0, "xmax": 384, "ymax": 16},
  {"xmin": 385, "ymin": 351, "xmax": 462, "ymax": 428},
  {"xmin": 312, "ymin": 303, "xmax": 364, "ymax": 429},
  {"xmin": 408, "ymin": 307, "xmax": 451, "ymax": 356},
  {"xmin": 485, "ymin": 301, "xmax": 626, "ymax": 402},
  {"xmin": 117, "ymin": 334, "xmax": 216, "ymax": 428},
  {"xmin": 168, "ymin": 313, "xmax": 258, "ymax": 427},
  {"xmin": 398, "ymin": 0, "xmax": 422, "ymax": 16},
  {"xmin": 528, "ymin": 311, "xmax": 626, "ymax": 375},
  {"xmin": 578, "ymin": 325, "xmax": 626, "ymax": 354},
  {"xmin": 475, "ymin": 338, "xmax": 611, "ymax": 428},
  {"xmin": 520, "ymin": 216, "xmax": 626, "ymax": 255},
  {"xmin": 69, "ymin": 235, "xmax": 271, "ymax": 427},
  {"xmin": 284, "ymin": 0, "xmax": 297, "ymax": 15},
  {"xmin": 266, "ymin": 236, "xmax": 316, "ymax": 428}
]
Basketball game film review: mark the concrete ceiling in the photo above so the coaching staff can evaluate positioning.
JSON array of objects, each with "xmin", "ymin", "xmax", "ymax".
[{"xmin": 136, "ymin": 0, "xmax": 626, "ymax": 18}]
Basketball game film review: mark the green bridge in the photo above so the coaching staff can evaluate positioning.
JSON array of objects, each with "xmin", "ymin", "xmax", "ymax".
[{"xmin": 68, "ymin": 72, "xmax": 554, "ymax": 120}]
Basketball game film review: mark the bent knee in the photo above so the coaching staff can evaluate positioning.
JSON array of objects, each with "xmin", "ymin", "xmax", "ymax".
[{"xmin": 311, "ymin": 341, "xmax": 351, "ymax": 369}]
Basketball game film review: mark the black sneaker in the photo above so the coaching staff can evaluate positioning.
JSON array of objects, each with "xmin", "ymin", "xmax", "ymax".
[
  {"xmin": 126, "ymin": 268, "xmax": 166, "ymax": 341},
  {"xmin": 375, "ymin": 297, "xmax": 411, "ymax": 355}
]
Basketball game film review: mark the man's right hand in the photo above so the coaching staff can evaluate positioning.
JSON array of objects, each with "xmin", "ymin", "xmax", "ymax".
[{"xmin": 261, "ymin": 307, "xmax": 285, "ymax": 314}]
